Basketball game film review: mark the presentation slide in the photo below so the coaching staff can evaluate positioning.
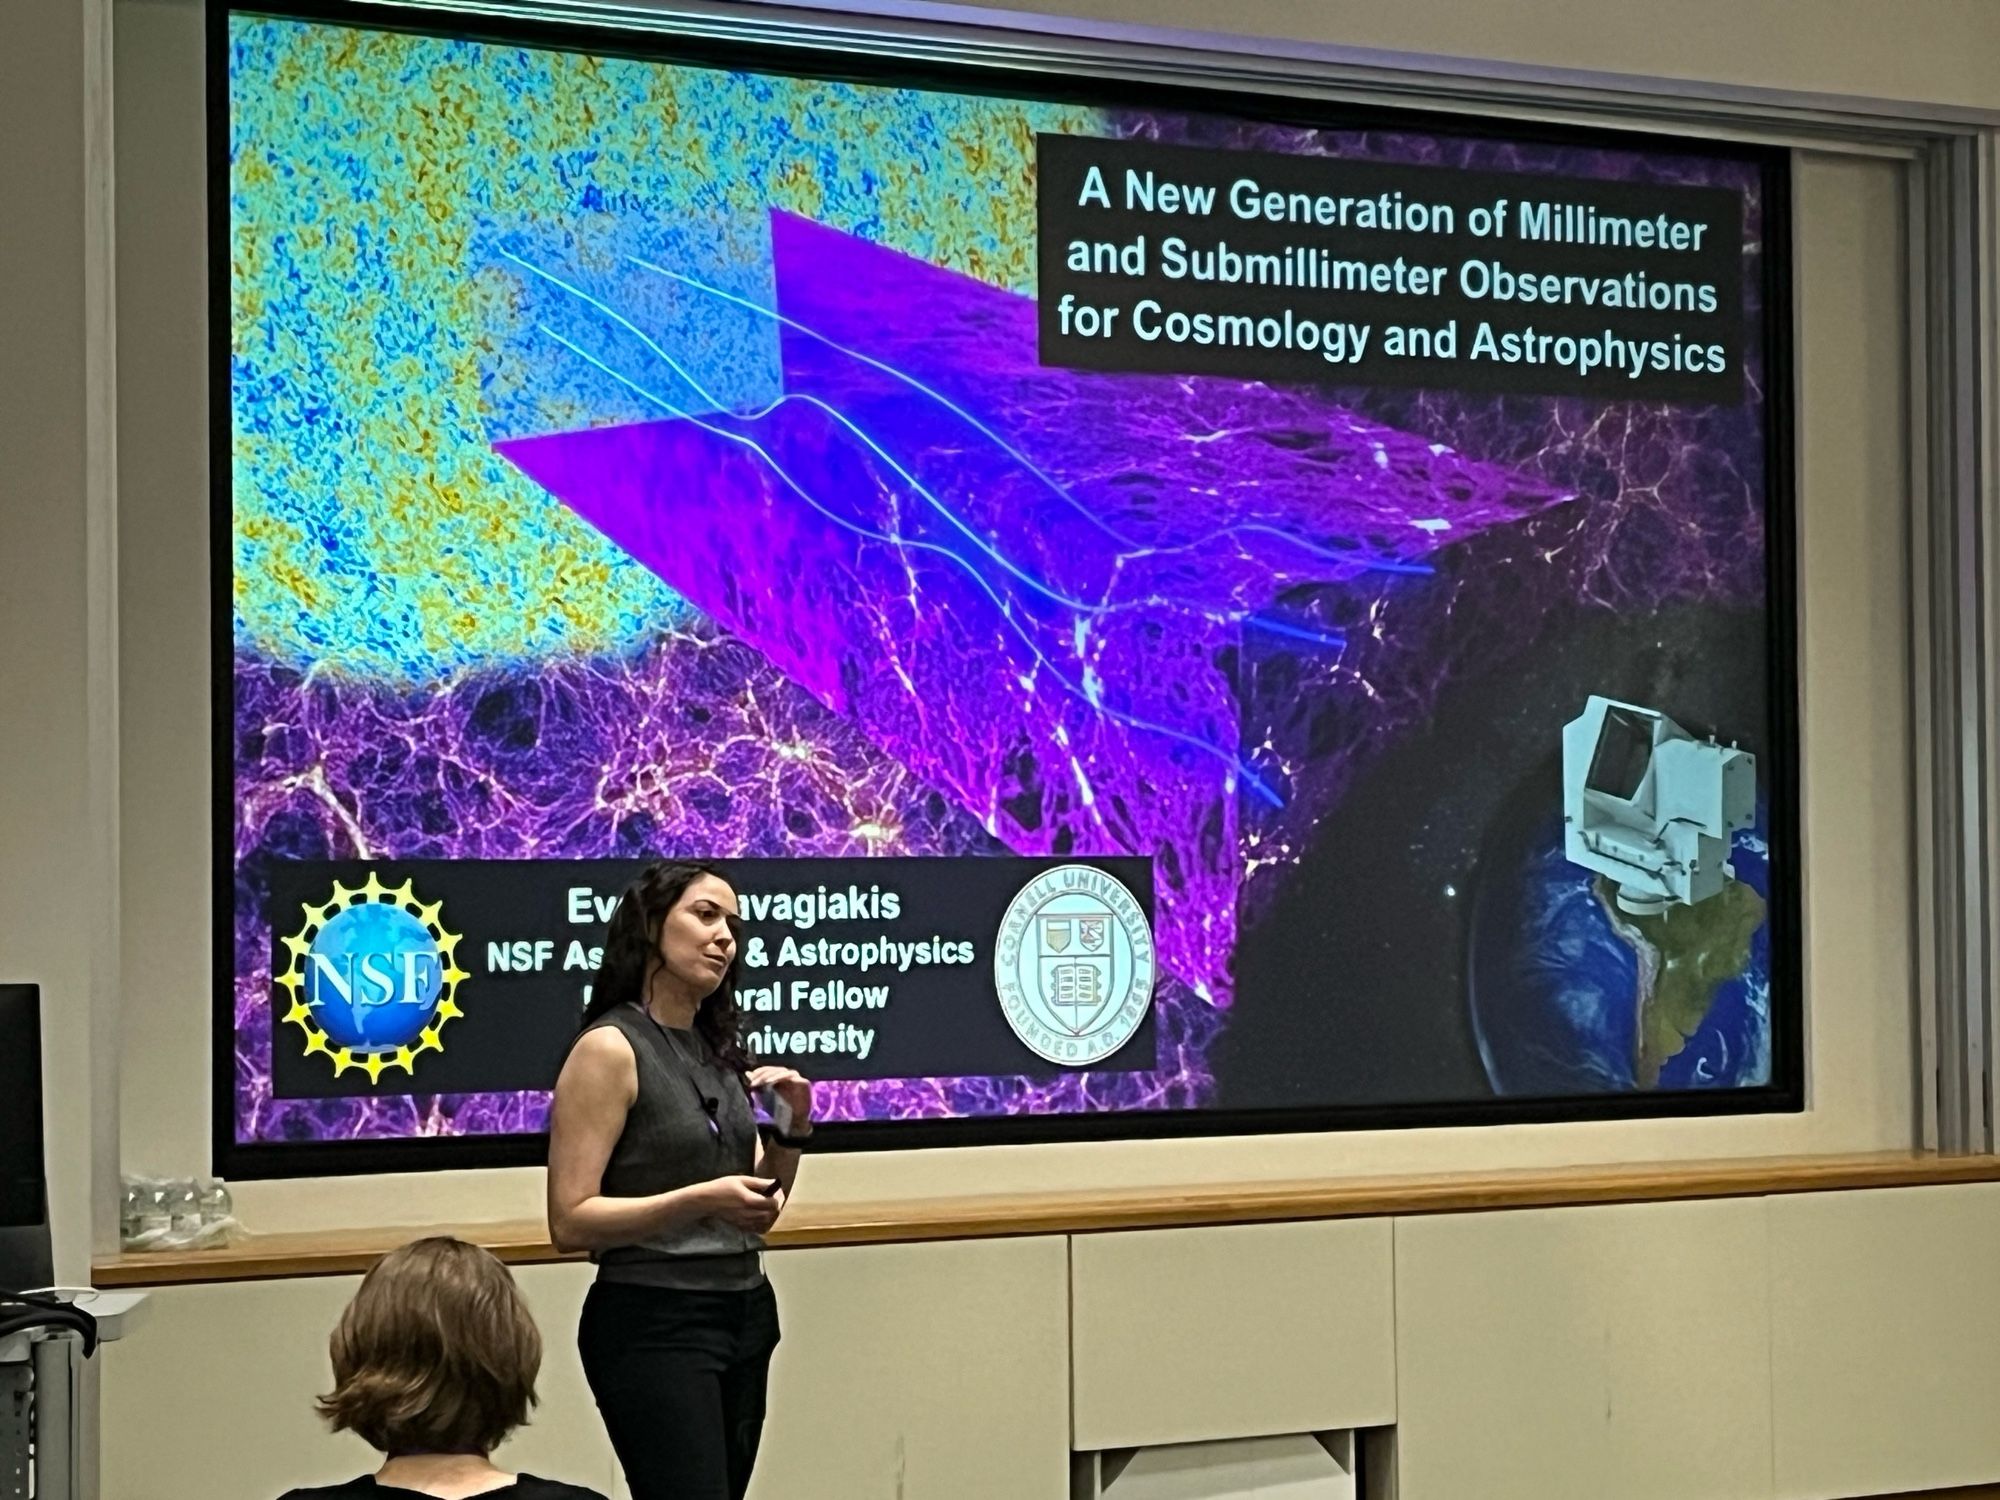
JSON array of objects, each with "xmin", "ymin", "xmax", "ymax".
[{"xmin": 217, "ymin": 6, "xmax": 1797, "ymax": 1173}]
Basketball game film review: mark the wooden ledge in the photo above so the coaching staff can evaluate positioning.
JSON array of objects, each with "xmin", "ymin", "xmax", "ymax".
[{"xmin": 92, "ymin": 1150, "xmax": 2000, "ymax": 1288}]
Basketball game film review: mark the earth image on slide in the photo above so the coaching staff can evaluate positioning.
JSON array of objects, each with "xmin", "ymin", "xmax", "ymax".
[{"xmin": 1469, "ymin": 811, "xmax": 1772, "ymax": 1096}]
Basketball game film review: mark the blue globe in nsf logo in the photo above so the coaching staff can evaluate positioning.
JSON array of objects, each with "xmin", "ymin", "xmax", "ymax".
[
  {"xmin": 280, "ymin": 873, "xmax": 465, "ymax": 1083},
  {"xmin": 304, "ymin": 901, "xmax": 445, "ymax": 1051}
]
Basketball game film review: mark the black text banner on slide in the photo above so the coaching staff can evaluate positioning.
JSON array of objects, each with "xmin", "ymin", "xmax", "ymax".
[
  {"xmin": 1036, "ymin": 134, "xmax": 1744, "ymax": 400},
  {"xmin": 265, "ymin": 859, "xmax": 1157, "ymax": 1098}
]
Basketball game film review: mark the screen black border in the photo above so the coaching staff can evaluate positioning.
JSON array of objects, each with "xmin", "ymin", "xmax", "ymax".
[{"xmin": 210, "ymin": 0, "xmax": 1803, "ymax": 1180}]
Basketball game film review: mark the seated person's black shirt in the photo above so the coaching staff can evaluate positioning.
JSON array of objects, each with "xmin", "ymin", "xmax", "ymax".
[{"xmin": 279, "ymin": 1477, "xmax": 606, "ymax": 1499}]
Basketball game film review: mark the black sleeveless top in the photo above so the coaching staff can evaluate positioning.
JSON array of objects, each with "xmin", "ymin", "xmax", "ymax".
[{"xmin": 584, "ymin": 1005, "xmax": 765, "ymax": 1290}]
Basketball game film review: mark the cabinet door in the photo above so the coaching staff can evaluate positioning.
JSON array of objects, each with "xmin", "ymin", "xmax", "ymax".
[
  {"xmin": 756, "ymin": 1236, "xmax": 1072, "ymax": 1500},
  {"xmin": 1772, "ymin": 1184, "xmax": 2000, "ymax": 1499},
  {"xmin": 1071, "ymin": 1218, "xmax": 1395, "ymax": 1451},
  {"xmin": 1395, "ymin": 1199, "xmax": 1773, "ymax": 1500}
]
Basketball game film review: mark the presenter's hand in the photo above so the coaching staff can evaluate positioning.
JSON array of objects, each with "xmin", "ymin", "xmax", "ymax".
[
  {"xmin": 696, "ymin": 1175, "xmax": 785, "ymax": 1232},
  {"xmin": 747, "ymin": 1065, "xmax": 814, "ymax": 1130}
]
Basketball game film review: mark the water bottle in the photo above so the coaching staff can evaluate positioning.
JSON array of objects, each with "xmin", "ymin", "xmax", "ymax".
[
  {"xmin": 166, "ymin": 1178, "xmax": 202, "ymax": 1241},
  {"xmin": 196, "ymin": 1179, "xmax": 235, "ymax": 1246},
  {"xmin": 136, "ymin": 1180, "xmax": 172, "ymax": 1243},
  {"xmin": 119, "ymin": 1181, "xmax": 144, "ymax": 1248}
]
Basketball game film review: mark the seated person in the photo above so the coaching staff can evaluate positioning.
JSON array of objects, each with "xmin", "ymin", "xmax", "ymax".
[{"xmin": 278, "ymin": 1236, "xmax": 605, "ymax": 1500}]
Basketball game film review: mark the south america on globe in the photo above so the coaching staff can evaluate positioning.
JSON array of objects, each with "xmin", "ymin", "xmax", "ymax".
[{"xmin": 1595, "ymin": 877, "xmax": 1766, "ymax": 1088}]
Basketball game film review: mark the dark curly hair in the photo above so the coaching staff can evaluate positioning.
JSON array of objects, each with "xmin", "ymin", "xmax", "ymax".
[{"xmin": 580, "ymin": 860, "xmax": 752, "ymax": 1073}]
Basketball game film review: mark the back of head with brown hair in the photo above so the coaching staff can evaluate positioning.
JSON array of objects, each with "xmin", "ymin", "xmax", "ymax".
[{"xmin": 316, "ymin": 1236, "xmax": 541, "ymax": 1456}]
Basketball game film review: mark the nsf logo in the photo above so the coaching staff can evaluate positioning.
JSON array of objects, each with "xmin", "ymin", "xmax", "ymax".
[
  {"xmin": 994, "ymin": 865, "xmax": 1155, "ymax": 1066},
  {"xmin": 276, "ymin": 873, "xmax": 467, "ymax": 1083}
]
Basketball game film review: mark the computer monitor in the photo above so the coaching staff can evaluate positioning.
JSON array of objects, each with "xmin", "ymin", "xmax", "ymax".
[{"xmin": 0, "ymin": 984, "xmax": 52, "ymax": 1291}]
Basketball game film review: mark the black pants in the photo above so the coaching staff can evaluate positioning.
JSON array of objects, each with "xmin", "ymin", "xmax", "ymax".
[{"xmin": 578, "ymin": 1279, "xmax": 781, "ymax": 1500}]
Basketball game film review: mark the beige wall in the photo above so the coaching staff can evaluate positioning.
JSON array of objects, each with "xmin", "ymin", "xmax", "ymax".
[
  {"xmin": 4, "ymin": 0, "xmax": 117, "ymax": 1281},
  {"xmin": 115, "ymin": 0, "xmax": 208, "ymax": 1195},
  {"xmin": 113, "ymin": 0, "xmax": 1918, "ymax": 1236},
  {"xmin": 2, "ymin": 0, "xmax": 87, "ymax": 1280},
  {"xmin": 937, "ymin": 0, "xmax": 2000, "ymax": 114}
]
